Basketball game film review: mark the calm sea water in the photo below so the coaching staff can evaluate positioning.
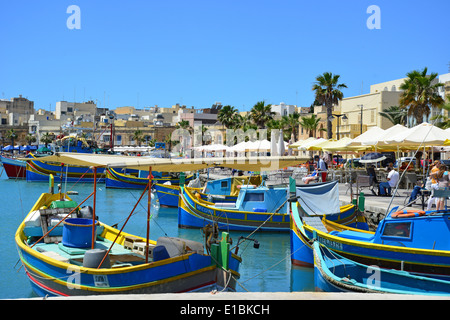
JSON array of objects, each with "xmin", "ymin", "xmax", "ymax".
[{"xmin": 0, "ymin": 170, "xmax": 314, "ymax": 299}]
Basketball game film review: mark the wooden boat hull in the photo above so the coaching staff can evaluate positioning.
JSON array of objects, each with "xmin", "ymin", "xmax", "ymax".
[
  {"xmin": 106, "ymin": 168, "xmax": 193, "ymax": 189},
  {"xmin": 291, "ymin": 203, "xmax": 450, "ymax": 278},
  {"xmin": 26, "ymin": 161, "xmax": 106, "ymax": 183},
  {"xmin": 15, "ymin": 192, "xmax": 241, "ymax": 297},
  {"xmin": 313, "ymin": 241, "xmax": 450, "ymax": 295},
  {"xmin": 0, "ymin": 156, "xmax": 26, "ymax": 179},
  {"xmin": 178, "ymin": 186, "xmax": 290, "ymax": 232}
]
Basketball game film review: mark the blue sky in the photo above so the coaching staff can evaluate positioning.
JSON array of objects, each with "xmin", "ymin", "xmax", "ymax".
[{"xmin": 1, "ymin": 0, "xmax": 449, "ymax": 113}]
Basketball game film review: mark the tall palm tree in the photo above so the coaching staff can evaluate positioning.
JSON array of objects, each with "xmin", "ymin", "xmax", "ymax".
[
  {"xmin": 312, "ymin": 72, "xmax": 347, "ymax": 139},
  {"xmin": 249, "ymin": 101, "xmax": 275, "ymax": 129},
  {"xmin": 431, "ymin": 95, "xmax": 450, "ymax": 129},
  {"xmin": 132, "ymin": 129, "xmax": 144, "ymax": 146},
  {"xmin": 217, "ymin": 105, "xmax": 238, "ymax": 129},
  {"xmin": 175, "ymin": 120, "xmax": 193, "ymax": 134},
  {"xmin": 379, "ymin": 105, "xmax": 408, "ymax": 125},
  {"xmin": 399, "ymin": 67, "xmax": 444, "ymax": 125},
  {"xmin": 40, "ymin": 132, "xmax": 53, "ymax": 148},
  {"xmin": 6, "ymin": 129, "xmax": 17, "ymax": 152},
  {"xmin": 299, "ymin": 114, "xmax": 321, "ymax": 138},
  {"xmin": 25, "ymin": 133, "xmax": 37, "ymax": 145},
  {"xmin": 282, "ymin": 112, "xmax": 301, "ymax": 141},
  {"xmin": 164, "ymin": 133, "xmax": 179, "ymax": 152}
]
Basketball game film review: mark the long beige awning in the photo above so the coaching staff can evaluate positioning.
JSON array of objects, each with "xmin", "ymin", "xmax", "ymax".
[{"xmin": 21, "ymin": 153, "xmax": 308, "ymax": 172}]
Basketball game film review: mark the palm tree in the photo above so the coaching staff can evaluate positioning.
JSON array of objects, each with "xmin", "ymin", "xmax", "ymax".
[
  {"xmin": 175, "ymin": 120, "xmax": 193, "ymax": 133},
  {"xmin": 249, "ymin": 101, "xmax": 275, "ymax": 129},
  {"xmin": 132, "ymin": 129, "xmax": 144, "ymax": 146},
  {"xmin": 217, "ymin": 105, "xmax": 238, "ymax": 129},
  {"xmin": 282, "ymin": 112, "xmax": 301, "ymax": 141},
  {"xmin": 164, "ymin": 133, "xmax": 179, "ymax": 152},
  {"xmin": 25, "ymin": 133, "xmax": 37, "ymax": 146},
  {"xmin": 299, "ymin": 114, "xmax": 321, "ymax": 138},
  {"xmin": 6, "ymin": 129, "xmax": 18, "ymax": 147},
  {"xmin": 379, "ymin": 105, "xmax": 408, "ymax": 125},
  {"xmin": 399, "ymin": 67, "xmax": 444, "ymax": 125},
  {"xmin": 40, "ymin": 132, "xmax": 53, "ymax": 148},
  {"xmin": 312, "ymin": 72, "xmax": 347, "ymax": 139},
  {"xmin": 431, "ymin": 95, "xmax": 450, "ymax": 129}
]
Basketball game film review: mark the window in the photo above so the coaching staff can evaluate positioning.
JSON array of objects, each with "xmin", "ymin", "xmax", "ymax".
[
  {"xmin": 221, "ymin": 181, "xmax": 228, "ymax": 188},
  {"xmin": 244, "ymin": 192, "xmax": 264, "ymax": 202},
  {"xmin": 382, "ymin": 222, "xmax": 411, "ymax": 238}
]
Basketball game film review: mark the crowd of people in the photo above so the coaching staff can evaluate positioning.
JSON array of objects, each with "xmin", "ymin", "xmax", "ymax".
[{"xmin": 300, "ymin": 153, "xmax": 449, "ymax": 210}]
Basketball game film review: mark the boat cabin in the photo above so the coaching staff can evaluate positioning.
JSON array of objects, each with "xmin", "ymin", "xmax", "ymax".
[
  {"xmin": 204, "ymin": 176, "xmax": 263, "ymax": 197},
  {"xmin": 215, "ymin": 185, "xmax": 289, "ymax": 214},
  {"xmin": 330, "ymin": 207, "xmax": 450, "ymax": 251}
]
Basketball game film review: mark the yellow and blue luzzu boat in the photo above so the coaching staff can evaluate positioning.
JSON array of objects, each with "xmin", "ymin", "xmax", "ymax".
[
  {"xmin": 15, "ymin": 180, "xmax": 241, "ymax": 297},
  {"xmin": 178, "ymin": 184, "xmax": 291, "ymax": 232},
  {"xmin": 105, "ymin": 168, "xmax": 193, "ymax": 189},
  {"xmin": 313, "ymin": 241, "xmax": 450, "ymax": 295},
  {"xmin": 154, "ymin": 176, "xmax": 256, "ymax": 208},
  {"xmin": 154, "ymin": 183, "xmax": 238, "ymax": 208},
  {"xmin": 291, "ymin": 202, "xmax": 450, "ymax": 279}
]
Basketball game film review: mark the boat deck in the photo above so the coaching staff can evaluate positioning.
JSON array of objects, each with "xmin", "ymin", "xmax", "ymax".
[{"xmin": 30, "ymin": 236, "xmax": 150, "ymax": 268}]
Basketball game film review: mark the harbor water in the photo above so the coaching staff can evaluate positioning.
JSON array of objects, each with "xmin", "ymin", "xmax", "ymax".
[{"xmin": 0, "ymin": 170, "xmax": 314, "ymax": 299}]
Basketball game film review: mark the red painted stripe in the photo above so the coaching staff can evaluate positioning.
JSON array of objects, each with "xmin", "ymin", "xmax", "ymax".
[{"xmin": 26, "ymin": 271, "xmax": 69, "ymax": 297}]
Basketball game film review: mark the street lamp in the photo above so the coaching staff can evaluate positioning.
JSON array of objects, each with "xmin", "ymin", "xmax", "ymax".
[
  {"xmin": 328, "ymin": 114, "xmax": 348, "ymax": 140},
  {"xmin": 357, "ymin": 104, "xmax": 364, "ymax": 134}
]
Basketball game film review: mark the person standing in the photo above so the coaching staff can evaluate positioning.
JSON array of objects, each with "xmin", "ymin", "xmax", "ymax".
[
  {"xmin": 317, "ymin": 155, "xmax": 328, "ymax": 182},
  {"xmin": 427, "ymin": 160, "xmax": 440, "ymax": 210},
  {"xmin": 431, "ymin": 164, "xmax": 449, "ymax": 210}
]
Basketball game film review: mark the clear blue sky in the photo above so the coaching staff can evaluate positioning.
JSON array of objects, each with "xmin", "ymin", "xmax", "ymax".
[{"xmin": 1, "ymin": 0, "xmax": 449, "ymax": 113}]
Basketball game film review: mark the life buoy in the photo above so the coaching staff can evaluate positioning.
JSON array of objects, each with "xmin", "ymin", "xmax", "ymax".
[{"xmin": 391, "ymin": 210, "xmax": 426, "ymax": 219}]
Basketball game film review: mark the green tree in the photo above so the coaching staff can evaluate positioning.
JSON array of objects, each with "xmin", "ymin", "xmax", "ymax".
[
  {"xmin": 399, "ymin": 67, "xmax": 444, "ymax": 124},
  {"xmin": 40, "ymin": 132, "xmax": 53, "ymax": 148},
  {"xmin": 312, "ymin": 72, "xmax": 347, "ymax": 139},
  {"xmin": 250, "ymin": 101, "xmax": 275, "ymax": 129},
  {"xmin": 217, "ymin": 105, "xmax": 238, "ymax": 129},
  {"xmin": 431, "ymin": 95, "xmax": 450, "ymax": 129},
  {"xmin": 281, "ymin": 112, "xmax": 301, "ymax": 141},
  {"xmin": 25, "ymin": 133, "xmax": 37, "ymax": 145},
  {"xmin": 379, "ymin": 105, "xmax": 408, "ymax": 125},
  {"xmin": 132, "ymin": 129, "xmax": 144, "ymax": 146},
  {"xmin": 299, "ymin": 114, "xmax": 322, "ymax": 138},
  {"xmin": 6, "ymin": 129, "xmax": 18, "ymax": 152},
  {"xmin": 175, "ymin": 120, "xmax": 193, "ymax": 133}
]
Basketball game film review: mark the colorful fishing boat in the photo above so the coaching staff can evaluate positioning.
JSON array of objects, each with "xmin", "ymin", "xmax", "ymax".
[
  {"xmin": 292, "ymin": 203, "xmax": 450, "ymax": 279},
  {"xmin": 154, "ymin": 176, "xmax": 257, "ymax": 208},
  {"xmin": 178, "ymin": 184, "xmax": 292, "ymax": 232},
  {"xmin": 290, "ymin": 181, "xmax": 369, "ymax": 267},
  {"xmin": 26, "ymin": 160, "xmax": 108, "ymax": 183},
  {"xmin": 313, "ymin": 241, "xmax": 450, "ymax": 295},
  {"xmin": 154, "ymin": 184, "xmax": 238, "ymax": 208},
  {"xmin": 15, "ymin": 175, "xmax": 242, "ymax": 297},
  {"xmin": 0, "ymin": 155, "xmax": 26, "ymax": 179},
  {"xmin": 105, "ymin": 168, "xmax": 193, "ymax": 189}
]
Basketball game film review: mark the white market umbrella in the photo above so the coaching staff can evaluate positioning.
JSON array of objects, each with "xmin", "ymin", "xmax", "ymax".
[
  {"xmin": 347, "ymin": 126, "xmax": 386, "ymax": 147},
  {"xmin": 383, "ymin": 122, "xmax": 450, "ymax": 147}
]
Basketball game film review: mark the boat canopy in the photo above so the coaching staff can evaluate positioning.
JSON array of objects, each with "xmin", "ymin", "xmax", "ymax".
[
  {"xmin": 20, "ymin": 153, "xmax": 307, "ymax": 172},
  {"xmin": 296, "ymin": 181, "xmax": 340, "ymax": 216}
]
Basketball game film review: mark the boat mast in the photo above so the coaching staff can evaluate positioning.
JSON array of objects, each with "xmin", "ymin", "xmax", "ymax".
[
  {"xmin": 146, "ymin": 166, "xmax": 152, "ymax": 263},
  {"xmin": 91, "ymin": 166, "xmax": 97, "ymax": 249}
]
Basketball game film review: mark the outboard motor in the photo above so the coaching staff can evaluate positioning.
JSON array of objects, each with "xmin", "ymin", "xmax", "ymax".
[{"xmin": 78, "ymin": 205, "xmax": 94, "ymax": 219}]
